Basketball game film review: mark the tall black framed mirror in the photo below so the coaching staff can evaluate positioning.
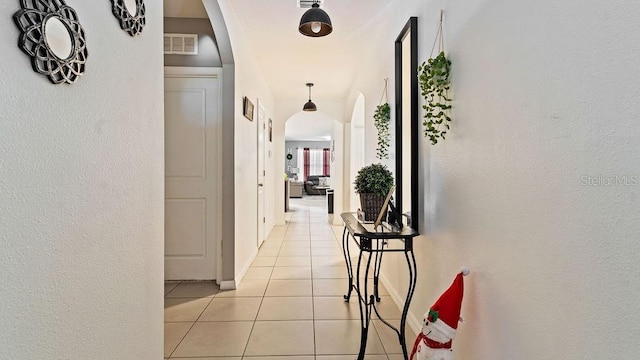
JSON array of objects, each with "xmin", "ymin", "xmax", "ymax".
[{"xmin": 395, "ymin": 17, "xmax": 419, "ymax": 231}]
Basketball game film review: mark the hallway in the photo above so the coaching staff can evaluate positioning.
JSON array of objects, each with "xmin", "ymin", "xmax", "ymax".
[{"xmin": 164, "ymin": 197, "xmax": 414, "ymax": 359}]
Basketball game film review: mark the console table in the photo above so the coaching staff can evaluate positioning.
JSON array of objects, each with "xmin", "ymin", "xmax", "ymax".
[{"xmin": 340, "ymin": 212, "xmax": 419, "ymax": 360}]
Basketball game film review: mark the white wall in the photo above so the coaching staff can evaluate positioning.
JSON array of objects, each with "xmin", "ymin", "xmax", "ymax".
[
  {"xmin": 0, "ymin": 2, "xmax": 164, "ymax": 359},
  {"xmin": 348, "ymin": 94, "xmax": 366, "ymax": 212},
  {"xmin": 216, "ymin": 0, "xmax": 276, "ymax": 283},
  {"xmin": 348, "ymin": 0, "xmax": 640, "ymax": 358}
]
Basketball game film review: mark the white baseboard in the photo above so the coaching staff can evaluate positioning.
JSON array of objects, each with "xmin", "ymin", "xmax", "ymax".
[
  {"xmin": 379, "ymin": 272, "xmax": 422, "ymax": 335},
  {"xmin": 219, "ymin": 280, "xmax": 236, "ymax": 290},
  {"xmin": 219, "ymin": 246, "xmax": 259, "ymax": 291}
]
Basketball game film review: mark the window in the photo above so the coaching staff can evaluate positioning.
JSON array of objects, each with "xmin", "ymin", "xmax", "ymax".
[
  {"xmin": 299, "ymin": 147, "xmax": 331, "ymax": 181},
  {"xmin": 308, "ymin": 148, "xmax": 324, "ymax": 176}
]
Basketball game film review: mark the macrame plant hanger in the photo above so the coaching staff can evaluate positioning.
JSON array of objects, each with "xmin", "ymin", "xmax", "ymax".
[
  {"xmin": 379, "ymin": 78, "xmax": 388, "ymax": 106},
  {"xmin": 420, "ymin": 9, "xmax": 452, "ymax": 145},
  {"xmin": 430, "ymin": 10, "xmax": 445, "ymax": 58},
  {"xmin": 374, "ymin": 78, "xmax": 391, "ymax": 159}
]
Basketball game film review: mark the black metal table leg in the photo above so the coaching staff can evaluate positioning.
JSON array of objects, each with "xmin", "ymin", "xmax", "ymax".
[
  {"xmin": 400, "ymin": 241, "xmax": 418, "ymax": 360},
  {"xmin": 342, "ymin": 227, "xmax": 354, "ymax": 301},
  {"xmin": 356, "ymin": 238, "xmax": 373, "ymax": 360},
  {"xmin": 373, "ymin": 240, "xmax": 385, "ymax": 302}
]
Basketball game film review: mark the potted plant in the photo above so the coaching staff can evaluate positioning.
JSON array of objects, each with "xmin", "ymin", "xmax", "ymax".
[{"xmin": 354, "ymin": 163, "xmax": 394, "ymax": 221}]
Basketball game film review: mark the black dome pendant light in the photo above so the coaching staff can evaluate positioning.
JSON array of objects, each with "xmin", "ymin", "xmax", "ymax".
[
  {"xmin": 303, "ymin": 83, "xmax": 317, "ymax": 111},
  {"xmin": 299, "ymin": 1, "xmax": 332, "ymax": 37}
]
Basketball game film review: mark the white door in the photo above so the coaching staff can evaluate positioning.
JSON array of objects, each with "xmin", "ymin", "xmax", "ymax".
[
  {"xmin": 164, "ymin": 69, "xmax": 221, "ymax": 280},
  {"xmin": 257, "ymin": 100, "xmax": 266, "ymax": 247}
]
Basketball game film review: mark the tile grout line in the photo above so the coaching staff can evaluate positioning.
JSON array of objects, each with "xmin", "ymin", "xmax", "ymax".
[
  {"xmin": 165, "ymin": 281, "xmax": 216, "ymax": 359},
  {"xmin": 305, "ymin": 205, "xmax": 319, "ymax": 358},
  {"xmin": 242, "ymin": 211, "xmax": 288, "ymax": 358}
]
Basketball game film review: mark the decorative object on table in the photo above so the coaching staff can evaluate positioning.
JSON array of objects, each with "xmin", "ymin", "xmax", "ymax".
[
  {"xmin": 410, "ymin": 267, "xmax": 469, "ymax": 360},
  {"xmin": 298, "ymin": 0, "xmax": 332, "ymax": 37},
  {"xmin": 354, "ymin": 163, "xmax": 394, "ymax": 222},
  {"xmin": 374, "ymin": 79, "xmax": 391, "ymax": 159},
  {"xmin": 13, "ymin": 0, "xmax": 88, "ymax": 85},
  {"xmin": 419, "ymin": 10, "xmax": 452, "ymax": 145},
  {"xmin": 111, "ymin": 0, "xmax": 146, "ymax": 36},
  {"xmin": 302, "ymin": 83, "xmax": 317, "ymax": 111},
  {"xmin": 373, "ymin": 185, "xmax": 395, "ymax": 229},
  {"xmin": 243, "ymin": 96, "xmax": 254, "ymax": 121}
]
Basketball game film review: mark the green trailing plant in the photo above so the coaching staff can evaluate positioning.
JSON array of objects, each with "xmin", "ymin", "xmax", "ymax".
[
  {"xmin": 353, "ymin": 163, "xmax": 394, "ymax": 196},
  {"xmin": 374, "ymin": 103, "xmax": 391, "ymax": 159},
  {"xmin": 418, "ymin": 51, "xmax": 452, "ymax": 145}
]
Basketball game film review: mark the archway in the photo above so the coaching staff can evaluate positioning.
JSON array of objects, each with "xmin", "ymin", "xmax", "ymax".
[{"xmin": 284, "ymin": 111, "xmax": 335, "ymax": 185}]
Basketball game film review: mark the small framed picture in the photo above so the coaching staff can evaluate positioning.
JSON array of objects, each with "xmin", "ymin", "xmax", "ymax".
[
  {"xmin": 268, "ymin": 119, "xmax": 273, "ymax": 142},
  {"xmin": 243, "ymin": 96, "xmax": 254, "ymax": 121}
]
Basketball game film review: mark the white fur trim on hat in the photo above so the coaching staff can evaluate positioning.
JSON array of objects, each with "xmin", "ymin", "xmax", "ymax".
[{"xmin": 429, "ymin": 317, "xmax": 457, "ymax": 341}]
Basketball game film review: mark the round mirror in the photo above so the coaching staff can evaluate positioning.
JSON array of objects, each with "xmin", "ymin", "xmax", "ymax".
[
  {"xmin": 44, "ymin": 16, "xmax": 73, "ymax": 60},
  {"xmin": 124, "ymin": 0, "xmax": 138, "ymax": 16}
]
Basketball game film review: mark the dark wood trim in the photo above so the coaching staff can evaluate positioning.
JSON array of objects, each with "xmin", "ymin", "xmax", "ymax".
[{"xmin": 394, "ymin": 17, "xmax": 419, "ymax": 232}]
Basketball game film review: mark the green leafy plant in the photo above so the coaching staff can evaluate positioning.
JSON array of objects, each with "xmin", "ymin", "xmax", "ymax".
[
  {"xmin": 373, "ymin": 103, "xmax": 391, "ymax": 159},
  {"xmin": 353, "ymin": 163, "xmax": 394, "ymax": 196},
  {"xmin": 418, "ymin": 51, "xmax": 452, "ymax": 145}
]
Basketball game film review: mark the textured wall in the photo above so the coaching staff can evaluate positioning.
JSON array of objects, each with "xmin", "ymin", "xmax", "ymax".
[
  {"xmin": 0, "ymin": 2, "xmax": 164, "ymax": 359},
  {"xmin": 348, "ymin": 0, "xmax": 640, "ymax": 358}
]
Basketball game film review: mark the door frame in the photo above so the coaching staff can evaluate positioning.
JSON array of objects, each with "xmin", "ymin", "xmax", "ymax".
[
  {"xmin": 164, "ymin": 66, "xmax": 223, "ymax": 283},
  {"xmin": 256, "ymin": 99, "xmax": 266, "ymax": 248}
]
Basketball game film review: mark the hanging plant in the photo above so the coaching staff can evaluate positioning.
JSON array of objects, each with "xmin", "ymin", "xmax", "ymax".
[
  {"xmin": 419, "ymin": 11, "xmax": 452, "ymax": 145},
  {"xmin": 419, "ymin": 51, "xmax": 451, "ymax": 145},
  {"xmin": 374, "ymin": 102, "xmax": 391, "ymax": 159},
  {"xmin": 374, "ymin": 79, "xmax": 391, "ymax": 159}
]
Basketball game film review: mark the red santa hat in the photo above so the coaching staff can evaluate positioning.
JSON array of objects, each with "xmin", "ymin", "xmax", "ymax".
[{"xmin": 426, "ymin": 267, "xmax": 469, "ymax": 340}]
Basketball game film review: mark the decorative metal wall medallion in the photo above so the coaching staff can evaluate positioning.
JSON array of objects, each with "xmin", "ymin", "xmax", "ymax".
[
  {"xmin": 111, "ymin": 0, "xmax": 146, "ymax": 36},
  {"xmin": 13, "ymin": 0, "xmax": 89, "ymax": 85}
]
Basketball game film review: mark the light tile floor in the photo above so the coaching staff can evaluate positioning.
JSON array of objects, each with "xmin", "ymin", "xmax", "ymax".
[{"xmin": 165, "ymin": 197, "xmax": 415, "ymax": 359}]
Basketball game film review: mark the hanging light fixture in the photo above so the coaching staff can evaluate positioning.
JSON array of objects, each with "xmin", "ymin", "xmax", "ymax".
[
  {"xmin": 299, "ymin": 1, "xmax": 332, "ymax": 37},
  {"xmin": 303, "ymin": 83, "xmax": 317, "ymax": 111}
]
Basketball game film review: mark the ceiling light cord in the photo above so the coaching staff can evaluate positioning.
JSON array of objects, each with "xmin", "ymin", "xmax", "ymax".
[{"xmin": 303, "ymin": 83, "xmax": 317, "ymax": 111}]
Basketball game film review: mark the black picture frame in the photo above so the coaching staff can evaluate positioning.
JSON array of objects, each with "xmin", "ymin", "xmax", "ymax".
[
  {"xmin": 243, "ymin": 97, "xmax": 254, "ymax": 121},
  {"xmin": 394, "ymin": 17, "xmax": 419, "ymax": 231}
]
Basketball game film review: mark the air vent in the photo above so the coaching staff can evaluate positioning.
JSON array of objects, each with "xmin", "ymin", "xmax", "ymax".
[
  {"xmin": 163, "ymin": 33, "xmax": 198, "ymax": 55},
  {"xmin": 297, "ymin": 0, "xmax": 322, "ymax": 9}
]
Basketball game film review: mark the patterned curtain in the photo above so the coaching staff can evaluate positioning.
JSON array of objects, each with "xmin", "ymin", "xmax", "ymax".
[
  {"xmin": 323, "ymin": 148, "xmax": 330, "ymax": 176},
  {"xmin": 303, "ymin": 148, "xmax": 310, "ymax": 181}
]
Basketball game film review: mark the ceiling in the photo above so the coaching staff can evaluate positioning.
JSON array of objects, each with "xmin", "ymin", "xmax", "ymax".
[
  {"xmin": 164, "ymin": 0, "xmax": 208, "ymax": 19},
  {"xmin": 285, "ymin": 111, "xmax": 334, "ymax": 141},
  {"xmin": 165, "ymin": 0, "xmax": 392, "ymax": 100},
  {"xmin": 164, "ymin": 0, "xmax": 392, "ymax": 139},
  {"xmin": 227, "ymin": 0, "xmax": 391, "ymax": 100}
]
